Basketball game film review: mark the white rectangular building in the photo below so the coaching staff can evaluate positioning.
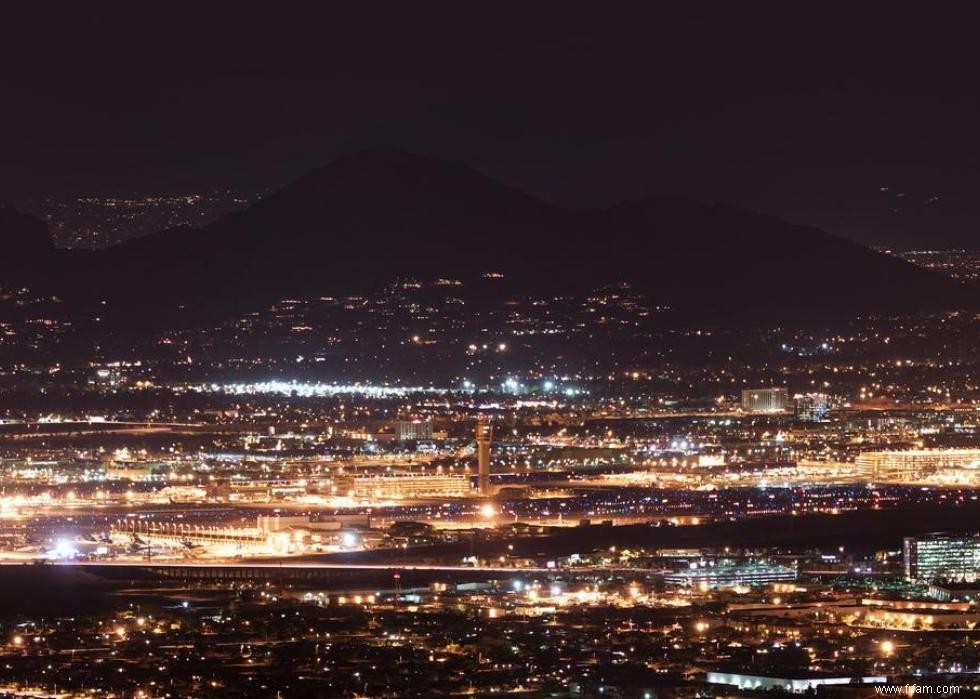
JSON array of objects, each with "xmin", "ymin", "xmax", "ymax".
[{"xmin": 741, "ymin": 387, "xmax": 789, "ymax": 413}]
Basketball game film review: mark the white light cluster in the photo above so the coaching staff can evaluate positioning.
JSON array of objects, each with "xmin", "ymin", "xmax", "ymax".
[{"xmin": 195, "ymin": 380, "xmax": 447, "ymax": 397}]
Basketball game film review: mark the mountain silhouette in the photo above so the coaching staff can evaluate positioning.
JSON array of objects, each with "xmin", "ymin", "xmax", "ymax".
[
  {"xmin": 2, "ymin": 147, "xmax": 975, "ymax": 325},
  {"xmin": 0, "ymin": 206, "xmax": 54, "ymax": 262}
]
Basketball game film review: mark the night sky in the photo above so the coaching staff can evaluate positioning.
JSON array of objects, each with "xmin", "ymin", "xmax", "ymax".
[{"xmin": 3, "ymin": 9, "xmax": 979, "ymax": 248}]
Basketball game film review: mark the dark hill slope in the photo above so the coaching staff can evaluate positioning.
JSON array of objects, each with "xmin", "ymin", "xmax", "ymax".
[{"xmin": 2, "ymin": 148, "xmax": 975, "ymax": 323}]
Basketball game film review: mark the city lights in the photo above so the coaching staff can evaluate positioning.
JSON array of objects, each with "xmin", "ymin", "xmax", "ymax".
[{"xmin": 0, "ymin": 11, "xmax": 977, "ymax": 695}]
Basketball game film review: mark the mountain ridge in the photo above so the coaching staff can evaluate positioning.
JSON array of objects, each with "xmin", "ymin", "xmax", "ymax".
[{"xmin": 1, "ymin": 148, "xmax": 976, "ymax": 325}]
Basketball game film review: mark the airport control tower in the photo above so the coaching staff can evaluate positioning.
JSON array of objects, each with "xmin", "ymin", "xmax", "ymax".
[{"xmin": 476, "ymin": 418, "xmax": 492, "ymax": 496}]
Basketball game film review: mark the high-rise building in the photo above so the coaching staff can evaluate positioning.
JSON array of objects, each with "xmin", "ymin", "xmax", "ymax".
[
  {"xmin": 794, "ymin": 393, "xmax": 831, "ymax": 422},
  {"xmin": 904, "ymin": 533, "xmax": 980, "ymax": 582},
  {"xmin": 741, "ymin": 387, "xmax": 789, "ymax": 414},
  {"xmin": 476, "ymin": 419, "xmax": 492, "ymax": 496}
]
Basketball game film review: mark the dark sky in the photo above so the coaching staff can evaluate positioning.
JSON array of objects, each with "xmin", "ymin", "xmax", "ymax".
[{"xmin": 2, "ymin": 9, "xmax": 979, "ymax": 248}]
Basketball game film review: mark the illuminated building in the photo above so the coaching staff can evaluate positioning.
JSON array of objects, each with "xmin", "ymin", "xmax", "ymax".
[
  {"xmin": 706, "ymin": 672, "xmax": 886, "ymax": 693},
  {"xmin": 741, "ymin": 387, "xmax": 788, "ymax": 414},
  {"xmin": 395, "ymin": 419, "xmax": 434, "ymax": 441},
  {"xmin": 110, "ymin": 515, "xmax": 367, "ymax": 557},
  {"xmin": 349, "ymin": 472, "xmax": 470, "ymax": 498},
  {"xmin": 793, "ymin": 392, "xmax": 830, "ymax": 422},
  {"xmin": 903, "ymin": 532, "xmax": 980, "ymax": 583},
  {"xmin": 855, "ymin": 449, "xmax": 980, "ymax": 480},
  {"xmin": 91, "ymin": 367, "xmax": 122, "ymax": 389},
  {"xmin": 664, "ymin": 563, "xmax": 796, "ymax": 588}
]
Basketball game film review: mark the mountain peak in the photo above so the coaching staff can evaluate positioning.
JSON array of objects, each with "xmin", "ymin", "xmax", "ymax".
[
  {"xmin": 295, "ymin": 146, "xmax": 475, "ymax": 189},
  {"xmin": 256, "ymin": 146, "xmax": 554, "ymax": 220}
]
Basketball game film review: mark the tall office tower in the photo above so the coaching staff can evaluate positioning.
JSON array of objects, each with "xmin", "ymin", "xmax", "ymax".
[
  {"xmin": 476, "ymin": 419, "xmax": 492, "ymax": 496},
  {"xmin": 904, "ymin": 533, "xmax": 980, "ymax": 582},
  {"xmin": 794, "ymin": 393, "xmax": 831, "ymax": 422},
  {"xmin": 741, "ymin": 387, "xmax": 789, "ymax": 414}
]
